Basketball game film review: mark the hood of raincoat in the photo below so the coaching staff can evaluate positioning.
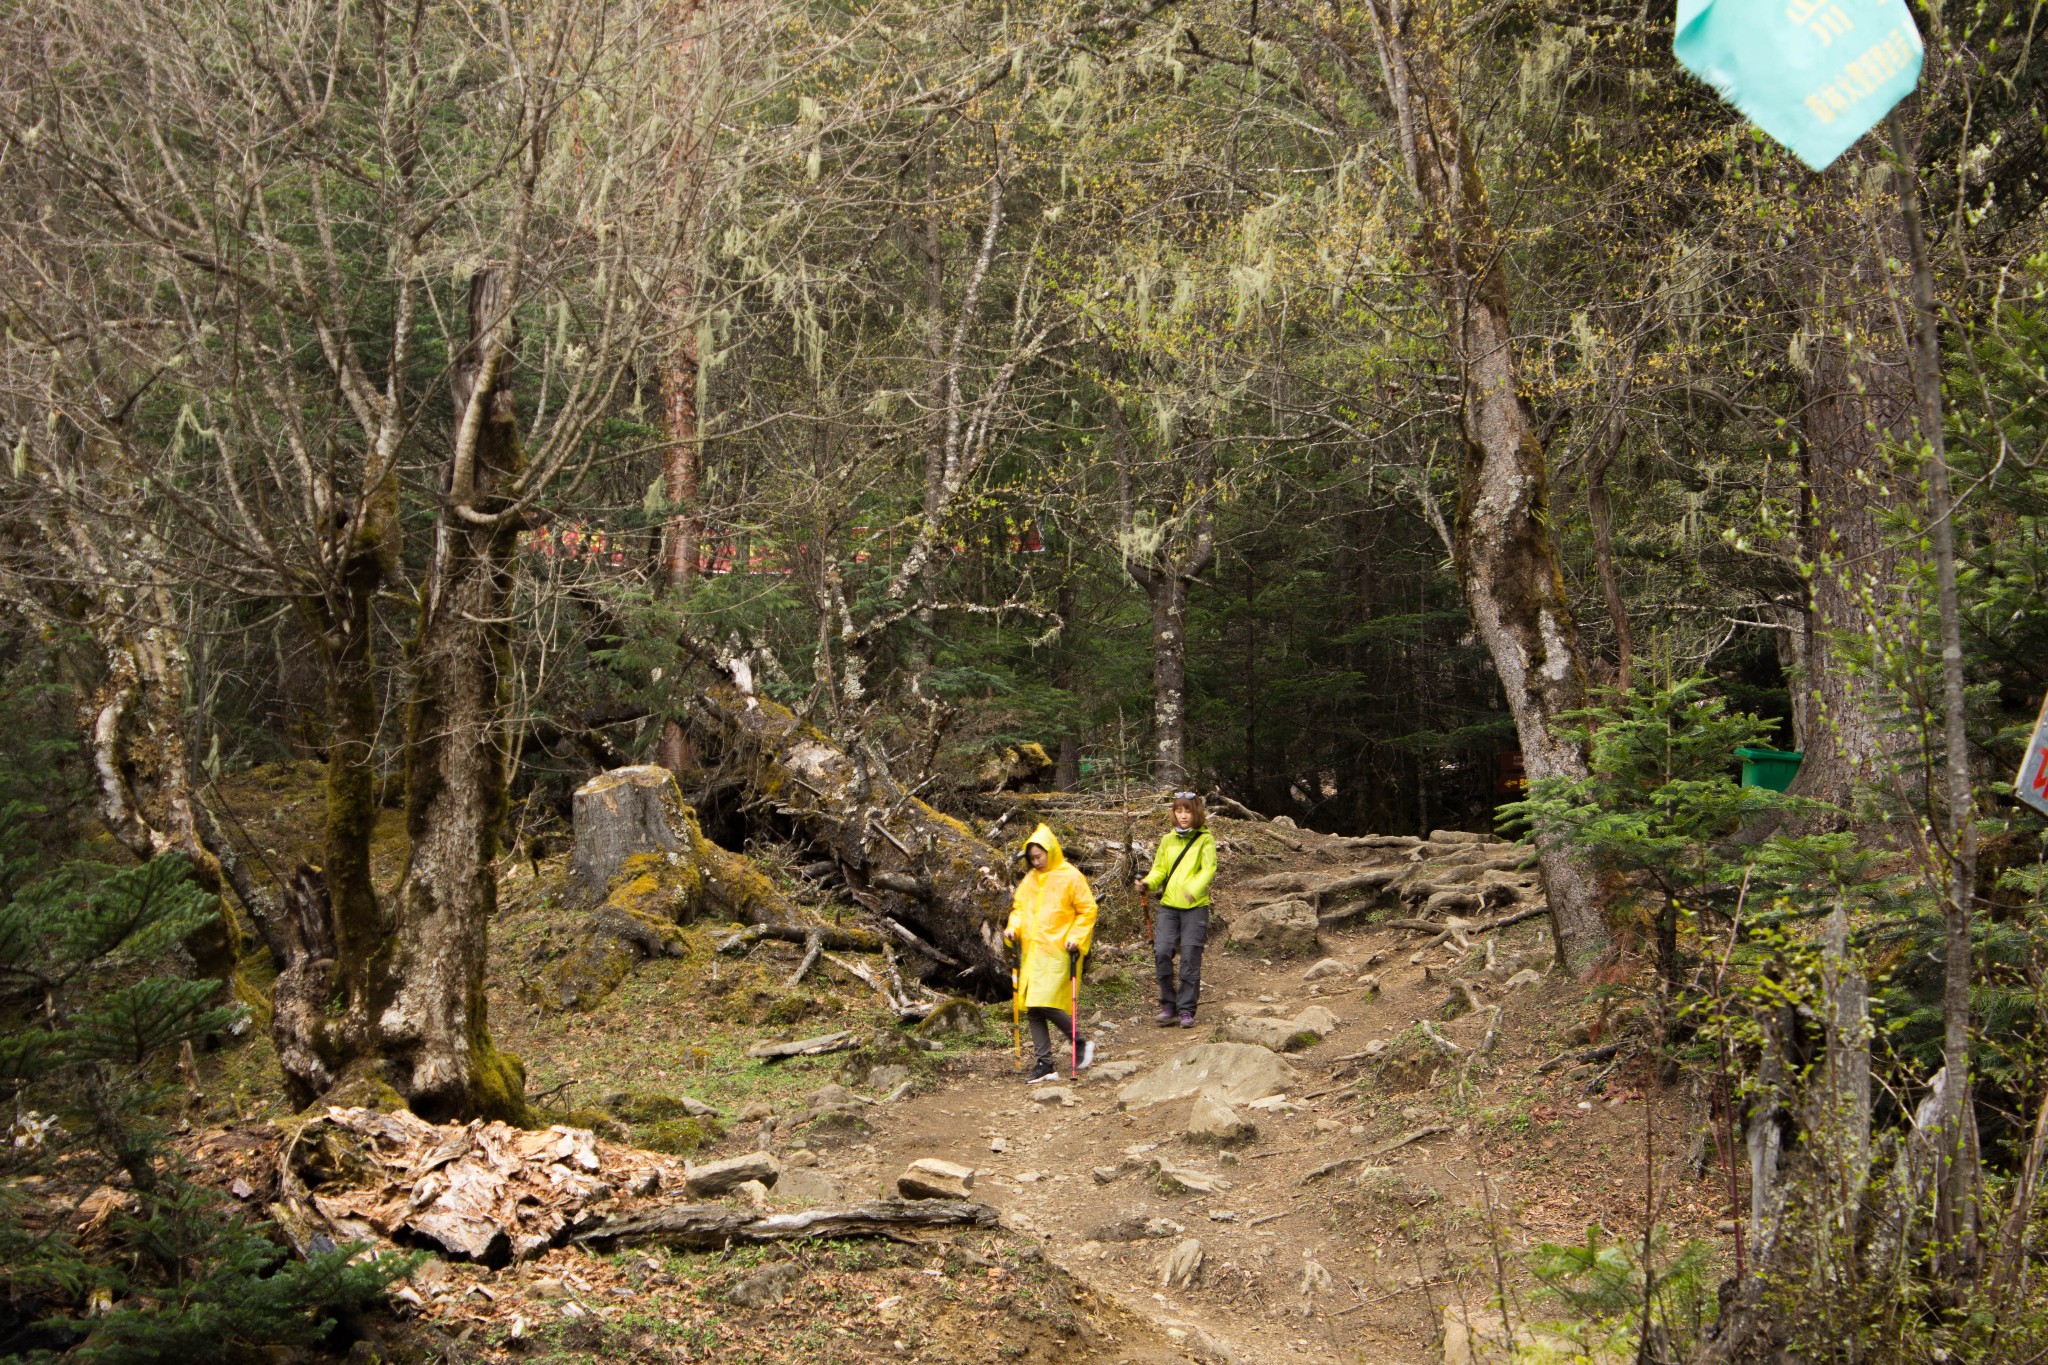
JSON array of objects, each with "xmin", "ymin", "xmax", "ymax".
[{"xmin": 1022, "ymin": 823, "xmax": 1065, "ymax": 871}]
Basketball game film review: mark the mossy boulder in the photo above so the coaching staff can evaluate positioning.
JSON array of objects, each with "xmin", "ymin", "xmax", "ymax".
[{"xmin": 636, "ymin": 1116, "xmax": 722, "ymax": 1155}]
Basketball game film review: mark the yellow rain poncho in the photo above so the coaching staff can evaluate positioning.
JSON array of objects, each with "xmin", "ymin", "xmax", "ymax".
[{"xmin": 1005, "ymin": 825, "xmax": 1098, "ymax": 1010}]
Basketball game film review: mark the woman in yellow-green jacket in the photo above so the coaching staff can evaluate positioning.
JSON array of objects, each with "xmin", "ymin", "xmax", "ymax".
[
  {"xmin": 1136, "ymin": 793, "xmax": 1218, "ymax": 1027},
  {"xmin": 1005, "ymin": 824, "xmax": 1098, "ymax": 1083}
]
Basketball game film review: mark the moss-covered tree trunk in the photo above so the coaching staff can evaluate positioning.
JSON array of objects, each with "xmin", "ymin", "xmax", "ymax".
[
  {"xmin": 379, "ymin": 267, "xmax": 532, "ymax": 1124},
  {"xmin": 1364, "ymin": 0, "xmax": 1606, "ymax": 971}
]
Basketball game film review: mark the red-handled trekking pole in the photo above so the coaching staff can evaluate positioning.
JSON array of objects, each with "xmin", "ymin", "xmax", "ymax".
[{"xmin": 1067, "ymin": 946, "xmax": 1081, "ymax": 1078}]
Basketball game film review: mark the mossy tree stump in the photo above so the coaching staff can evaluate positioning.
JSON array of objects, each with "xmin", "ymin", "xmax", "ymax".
[
  {"xmin": 540, "ymin": 765, "xmax": 810, "ymax": 1011},
  {"xmin": 573, "ymin": 766, "xmax": 697, "ymax": 906}
]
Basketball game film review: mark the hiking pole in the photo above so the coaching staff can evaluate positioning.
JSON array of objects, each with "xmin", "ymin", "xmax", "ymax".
[
  {"xmin": 1141, "ymin": 884, "xmax": 1153, "ymax": 942},
  {"xmin": 1009, "ymin": 946, "xmax": 1023, "ymax": 1068},
  {"xmin": 1068, "ymin": 946, "xmax": 1081, "ymax": 1077}
]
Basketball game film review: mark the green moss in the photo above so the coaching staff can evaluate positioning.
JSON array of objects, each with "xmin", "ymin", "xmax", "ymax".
[
  {"xmin": 469, "ymin": 1032, "xmax": 536, "ymax": 1127},
  {"xmin": 322, "ymin": 1068, "xmax": 408, "ymax": 1114},
  {"xmin": 605, "ymin": 1092, "xmax": 702, "ymax": 1124},
  {"xmin": 637, "ymin": 1116, "xmax": 721, "ymax": 1155},
  {"xmin": 914, "ymin": 998, "xmax": 986, "ymax": 1037},
  {"xmin": 761, "ymin": 992, "xmax": 815, "ymax": 1026}
]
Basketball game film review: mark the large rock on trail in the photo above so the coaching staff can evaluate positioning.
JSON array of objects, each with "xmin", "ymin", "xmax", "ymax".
[
  {"xmin": 1117, "ymin": 1042, "xmax": 1298, "ymax": 1111},
  {"xmin": 1220, "ymin": 1005, "xmax": 1339, "ymax": 1053},
  {"xmin": 1225, "ymin": 899, "xmax": 1320, "ymax": 956}
]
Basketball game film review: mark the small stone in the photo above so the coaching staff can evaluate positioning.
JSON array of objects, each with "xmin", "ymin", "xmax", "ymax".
[
  {"xmin": 1016, "ymin": 1170, "xmax": 1043, "ymax": 1183},
  {"xmin": 1208, "ymin": 1209, "xmax": 1239, "ymax": 1222},
  {"xmin": 727, "ymin": 1261, "xmax": 804, "ymax": 1309},
  {"xmin": 1157, "ymin": 1237, "xmax": 1205, "ymax": 1289},
  {"xmin": 737, "ymin": 1102, "xmax": 773, "ymax": 1123},
  {"xmin": 989, "ymin": 1136, "xmax": 1008, "ymax": 1153},
  {"xmin": 1143, "ymin": 1217, "xmax": 1186, "ymax": 1238},
  {"xmin": 1302, "ymin": 958, "xmax": 1351, "ymax": 982},
  {"xmin": 735, "ymin": 1178, "xmax": 772, "ymax": 1211},
  {"xmin": 1504, "ymin": 968, "xmax": 1544, "ymax": 991},
  {"xmin": 866, "ymin": 1064, "xmax": 912, "ymax": 1092},
  {"xmin": 1093, "ymin": 1060, "xmax": 1144, "ymax": 1083},
  {"xmin": 897, "ymin": 1158, "xmax": 977, "ymax": 1200},
  {"xmin": 1185, "ymin": 1093, "xmax": 1257, "ymax": 1146},
  {"xmin": 787, "ymin": 1149, "xmax": 819, "ymax": 1168},
  {"xmin": 685, "ymin": 1151, "xmax": 781, "ymax": 1198},
  {"xmin": 1363, "ymin": 1039, "xmax": 1388, "ymax": 1056},
  {"xmin": 1313, "ymin": 1118, "xmax": 1343, "ymax": 1134},
  {"xmin": 1030, "ymin": 1086, "xmax": 1076, "ymax": 1106},
  {"xmin": 772, "ymin": 1167, "xmax": 845, "ymax": 1207}
]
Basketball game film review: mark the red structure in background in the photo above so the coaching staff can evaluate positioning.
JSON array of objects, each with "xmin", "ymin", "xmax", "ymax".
[{"xmin": 520, "ymin": 517, "xmax": 1042, "ymax": 576}]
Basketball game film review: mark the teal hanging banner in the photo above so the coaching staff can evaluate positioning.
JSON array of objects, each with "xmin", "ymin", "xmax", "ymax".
[{"xmin": 1673, "ymin": 0, "xmax": 1924, "ymax": 170}]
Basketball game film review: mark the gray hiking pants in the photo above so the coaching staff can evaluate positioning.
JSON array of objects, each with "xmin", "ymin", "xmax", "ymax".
[
  {"xmin": 1026, "ymin": 1007, "xmax": 1083, "ymax": 1067},
  {"xmin": 1154, "ymin": 904, "xmax": 1210, "ymax": 1016}
]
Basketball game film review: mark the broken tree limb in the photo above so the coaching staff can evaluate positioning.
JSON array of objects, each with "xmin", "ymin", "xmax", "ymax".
[
  {"xmin": 1367, "ymin": 1124, "xmax": 1451, "ymax": 1158},
  {"xmin": 689, "ymin": 687, "xmax": 1011, "ymax": 988},
  {"xmin": 715, "ymin": 922, "xmax": 884, "ymax": 955},
  {"xmin": 746, "ymin": 1030, "xmax": 858, "ymax": 1060},
  {"xmin": 574, "ymin": 1198, "xmax": 999, "ymax": 1250},
  {"xmin": 1419, "ymin": 1021, "xmax": 1462, "ymax": 1055},
  {"xmin": 787, "ymin": 933, "xmax": 824, "ymax": 987}
]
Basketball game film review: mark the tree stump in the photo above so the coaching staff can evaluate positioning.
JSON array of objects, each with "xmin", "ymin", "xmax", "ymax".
[{"xmin": 572, "ymin": 765, "xmax": 687, "ymax": 903}]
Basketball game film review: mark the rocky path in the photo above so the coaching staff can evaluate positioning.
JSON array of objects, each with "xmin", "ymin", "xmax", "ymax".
[{"xmin": 787, "ymin": 830, "xmax": 1719, "ymax": 1365}]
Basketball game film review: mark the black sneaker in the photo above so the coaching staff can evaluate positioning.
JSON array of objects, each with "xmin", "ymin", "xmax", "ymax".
[{"xmin": 1026, "ymin": 1060, "xmax": 1059, "ymax": 1083}]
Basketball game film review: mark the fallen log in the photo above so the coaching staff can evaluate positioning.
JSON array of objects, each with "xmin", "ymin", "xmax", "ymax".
[
  {"xmin": 574, "ymin": 1198, "xmax": 999, "ymax": 1250},
  {"xmin": 689, "ymin": 687, "xmax": 1013, "ymax": 988}
]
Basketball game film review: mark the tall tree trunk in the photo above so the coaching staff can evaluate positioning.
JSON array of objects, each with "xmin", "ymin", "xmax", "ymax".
[
  {"xmin": 382, "ymin": 267, "xmax": 532, "ymax": 1124},
  {"xmin": 1138, "ymin": 567, "xmax": 1195, "ymax": 789},
  {"xmin": 1363, "ymin": 0, "xmax": 1606, "ymax": 969},
  {"xmin": 657, "ymin": 319, "xmax": 702, "ymax": 778},
  {"xmin": 1785, "ymin": 335, "xmax": 1909, "ymax": 807},
  {"xmin": 1891, "ymin": 108, "xmax": 1980, "ymax": 1270},
  {"xmin": 1586, "ymin": 426, "xmax": 1633, "ymax": 691}
]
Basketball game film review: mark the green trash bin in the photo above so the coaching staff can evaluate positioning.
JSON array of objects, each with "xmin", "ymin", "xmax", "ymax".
[{"xmin": 1735, "ymin": 746, "xmax": 1803, "ymax": 792}]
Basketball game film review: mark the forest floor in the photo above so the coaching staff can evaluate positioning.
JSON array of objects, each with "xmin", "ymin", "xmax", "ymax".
[{"xmin": 198, "ymin": 768, "xmax": 1730, "ymax": 1364}]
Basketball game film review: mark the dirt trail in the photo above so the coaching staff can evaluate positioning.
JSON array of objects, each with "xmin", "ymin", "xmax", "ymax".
[{"xmin": 822, "ymin": 836, "xmax": 1724, "ymax": 1365}]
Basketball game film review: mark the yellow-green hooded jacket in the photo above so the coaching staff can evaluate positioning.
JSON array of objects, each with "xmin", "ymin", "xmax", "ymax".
[{"xmin": 1006, "ymin": 825, "xmax": 1098, "ymax": 1010}]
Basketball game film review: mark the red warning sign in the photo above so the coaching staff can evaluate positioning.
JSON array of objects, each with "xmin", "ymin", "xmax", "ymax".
[{"xmin": 2017, "ymin": 694, "xmax": 2048, "ymax": 819}]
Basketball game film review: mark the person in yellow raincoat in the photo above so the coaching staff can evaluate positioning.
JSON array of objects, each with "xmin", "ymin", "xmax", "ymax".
[{"xmin": 1004, "ymin": 824, "xmax": 1098, "ymax": 1083}]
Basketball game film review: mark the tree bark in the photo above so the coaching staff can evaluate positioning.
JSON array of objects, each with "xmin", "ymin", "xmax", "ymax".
[
  {"xmin": 1362, "ymin": 0, "xmax": 1606, "ymax": 971},
  {"xmin": 1585, "ymin": 425, "xmax": 1633, "ymax": 692},
  {"xmin": 1784, "ymin": 334, "xmax": 1909, "ymax": 808},
  {"xmin": 381, "ymin": 267, "xmax": 532, "ymax": 1124}
]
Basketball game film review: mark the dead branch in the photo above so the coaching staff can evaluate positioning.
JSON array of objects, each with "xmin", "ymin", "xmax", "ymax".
[{"xmin": 574, "ymin": 1198, "xmax": 999, "ymax": 1250}]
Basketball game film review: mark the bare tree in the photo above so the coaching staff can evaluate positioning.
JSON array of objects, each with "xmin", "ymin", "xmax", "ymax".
[
  {"xmin": 0, "ymin": 0, "xmax": 723, "ymax": 1118},
  {"xmin": 1359, "ymin": 0, "xmax": 1607, "ymax": 968}
]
